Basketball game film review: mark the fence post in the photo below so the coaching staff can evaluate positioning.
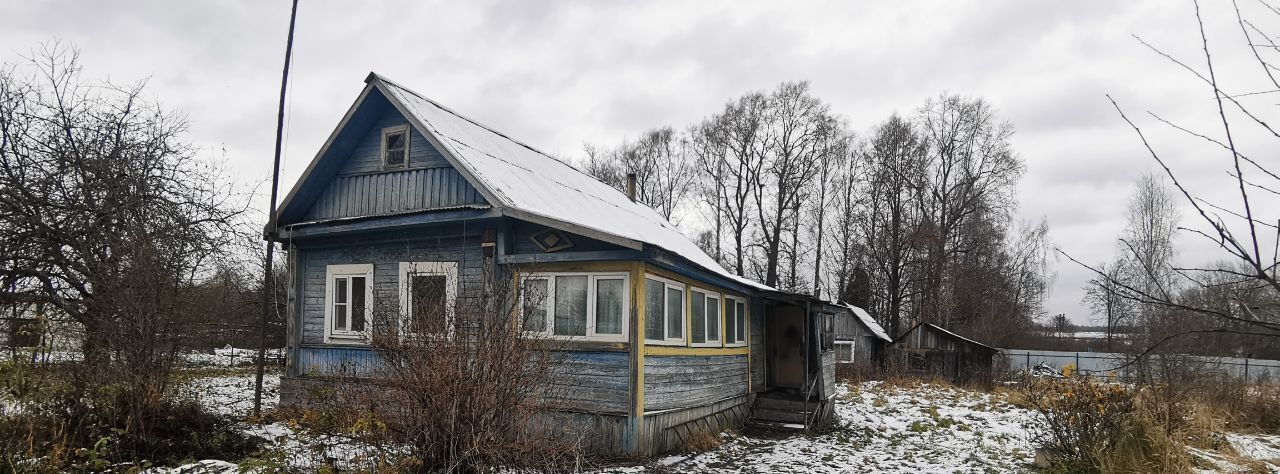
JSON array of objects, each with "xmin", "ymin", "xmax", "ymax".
[
  {"xmin": 1026, "ymin": 352, "xmax": 1031, "ymax": 371},
  {"xmin": 1075, "ymin": 352, "xmax": 1080, "ymax": 376},
  {"xmin": 1244, "ymin": 358, "xmax": 1249, "ymax": 384}
]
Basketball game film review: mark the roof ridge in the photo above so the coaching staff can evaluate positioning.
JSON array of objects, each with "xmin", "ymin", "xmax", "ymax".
[
  {"xmin": 371, "ymin": 72, "xmax": 677, "ymax": 229},
  {"xmin": 371, "ymin": 73, "xmax": 588, "ymax": 174}
]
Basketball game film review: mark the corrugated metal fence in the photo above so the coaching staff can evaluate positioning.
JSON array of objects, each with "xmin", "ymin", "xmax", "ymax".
[{"xmin": 1000, "ymin": 349, "xmax": 1280, "ymax": 383}]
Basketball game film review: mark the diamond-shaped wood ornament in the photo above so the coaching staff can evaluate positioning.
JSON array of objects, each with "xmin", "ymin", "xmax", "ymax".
[{"xmin": 529, "ymin": 228, "xmax": 574, "ymax": 253}]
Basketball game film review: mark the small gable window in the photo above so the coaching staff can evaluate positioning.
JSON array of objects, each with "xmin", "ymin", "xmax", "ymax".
[{"xmin": 381, "ymin": 124, "xmax": 410, "ymax": 169}]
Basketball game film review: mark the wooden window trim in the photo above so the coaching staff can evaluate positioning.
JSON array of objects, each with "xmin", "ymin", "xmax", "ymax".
[
  {"xmin": 381, "ymin": 124, "xmax": 411, "ymax": 170},
  {"xmin": 324, "ymin": 263, "xmax": 374, "ymax": 344},
  {"xmin": 520, "ymin": 272, "xmax": 630, "ymax": 343},
  {"xmin": 397, "ymin": 261, "xmax": 458, "ymax": 340},
  {"xmin": 835, "ymin": 341, "xmax": 856, "ymax": 363},
  {"xmin": 643, "ymin": 273, "xmax": 686, "ymax": 346}
]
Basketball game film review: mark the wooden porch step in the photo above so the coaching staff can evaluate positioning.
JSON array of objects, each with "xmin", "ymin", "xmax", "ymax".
[
  {"xmin": 746, "ymin": 419, "xmax": 807, "ymax": 432},
  {"xmin": 754, "ymin": 395, "xmax": 811, "ymax": 412},
  {"xmin": 751, "ymin": 407, "xmax": 807, "ymax": 424}
]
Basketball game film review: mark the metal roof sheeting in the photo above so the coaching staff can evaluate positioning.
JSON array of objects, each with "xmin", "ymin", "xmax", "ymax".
[{"xmin": 374, "ymin": 74, "xmax": 771, "ymax": 291}]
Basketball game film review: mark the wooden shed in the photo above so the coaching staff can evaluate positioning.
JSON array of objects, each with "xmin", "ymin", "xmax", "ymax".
[
  {"xmin": 890, "ymin": 322, "xmax": 998, "ymax": 385},
  {"xmin": 833, "ymin": 304, "xmax": 891, "ymax": 368},
  {"xmin": 270, "ymin": 73, "xmax": 838, "ymax": 457}
]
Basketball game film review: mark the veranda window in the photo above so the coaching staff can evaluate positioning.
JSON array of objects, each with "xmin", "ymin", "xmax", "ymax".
[
  {"xmin": 724, "ymin": 295, "xmax": 747, "ymax": 346},
  {"xmin": 690, "ymin": 287, "xmax": 721, "ymax": 347},
  {"xmin": 521, "ymin": 272, "xmax": 629, "ymax": 342},
  {"xmin": 644, "ymin": 275, "xmax": 685, "ymax": 345}
]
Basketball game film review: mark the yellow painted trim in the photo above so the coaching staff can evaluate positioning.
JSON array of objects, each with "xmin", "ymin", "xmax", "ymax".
[
  {"xmin": 645, "ymin": 345, "xmax": 751, "ymax": 356},
  {"xmin": 631, "ymin": 261, "xmax": 646, "ymax": 420}
]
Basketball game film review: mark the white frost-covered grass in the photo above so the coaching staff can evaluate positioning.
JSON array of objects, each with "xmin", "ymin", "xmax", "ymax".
[{"xmin": 620, "ymin": 381, "xmax": 1040, "ymax": 473}]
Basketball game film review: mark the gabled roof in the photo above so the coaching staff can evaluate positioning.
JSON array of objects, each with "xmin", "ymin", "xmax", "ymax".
[
  {"xmin": 891, "ymin": 322, "xmax": 998, "ymax": 352},
  {"xmin": 276, "ymin": 73, "xmax": 769, "ymax": 291},
  {"xmin": 841, "ymin": 304, "xmax": 891, "ymax": 342}
]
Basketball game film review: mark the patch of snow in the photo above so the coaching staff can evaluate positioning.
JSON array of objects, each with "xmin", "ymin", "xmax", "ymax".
[
  {"xmin": 144, "ymin": 459, "xmax": 240, "ymax": 474},
  {"xmin": 604, "ymin": 381, "xmax": 1040, "ymax": 473},
  {"xmin": 178, "ymin": 369, "xmax": 280, "ymax": 418}
]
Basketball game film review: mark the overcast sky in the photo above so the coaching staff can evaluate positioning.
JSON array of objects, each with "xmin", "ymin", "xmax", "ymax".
[{"xmin": 4, "ymin": 0, "xmax": 1278, "ymax": 325}]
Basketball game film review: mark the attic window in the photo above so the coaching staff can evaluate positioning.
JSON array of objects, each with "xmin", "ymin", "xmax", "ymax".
[{"xmin": 382, "ymin": 124, "xmax": 410, "ymax": 169}]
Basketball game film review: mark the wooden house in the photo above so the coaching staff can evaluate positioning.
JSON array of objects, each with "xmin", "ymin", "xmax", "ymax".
[
  {"xmin": 833, "ymin": 304, "xmax": 891, "ymax": 367},
  {"xmin": 890, "ymin": 322, "xmax": 998, "ymax": 385},
  {"xmin": 269, "ymin": 73, "xmax": 839, "ymax": 456}
]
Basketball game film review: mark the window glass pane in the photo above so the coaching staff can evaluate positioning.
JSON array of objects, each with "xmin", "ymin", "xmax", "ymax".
[
  {"xmin": 386, "ymin": 131, "xmax": 404, "ymax": 149},
  {"xmin": 736, "ymin": 301, "xmax": 746, "ymax": 342},
  {"xmin": 690, "ymin": 291, "xmax": 705, "ymax": 344},
  {"xmin": 385, "ymin": 131, "xmax": 406, "ymax": 166},
  {"xmin": 351, "ymin": 276, "xmax": 366, "ymax": 332},
  {"xmin": 411, "ymin": 274, "xmax": 448, "ymax": 334},
  {"xmin": 666, "ymin": 287, "xmax": 683, "ymax": 340},
  {"xmin": 595, "ymin": 278, "xmax": 624, "ymax": 335},
  {"xmin": 706, "ymin": 297, "xmax": 719, "ymax": 341},
  {"xmin": 335, "ymin": 277, "xmax": 347, "ymax": 304},
  {"xmin": 522, "ymin": 279, "xmax": 548, "ymax": 332},
  {"xmin": 386, "ymin": 149, "xmax": 405, "ymax": 166},
  {"xmin": 553, "ymin": 276, "xmax": 587, "ymax": 336},
  {"xmin": 837, "ymin": 343, "xmax": 852, "ymax": 362},
  {"xmin": 644, "ymin": 278, "xmax": 664, "ymax": 340},
  {"xmin": 334, "ymin": 304, "xmax": 347, "ymax": 331},
  {"xmin": 724, "ymin": 299, "xmax": 736, "ymax": 343}
]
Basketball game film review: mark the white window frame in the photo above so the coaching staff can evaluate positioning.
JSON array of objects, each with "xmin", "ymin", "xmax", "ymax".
[
  {"xmin": 381, "ymin": 124, "xmax": 411, "ymax": 169},
  {"xmin": 397, "ymin": 261, "xmax": 458, "ymax": 340},
  {"xmin": 689, "ymin": 286, "xmax": 722, "ymax": 348},
  {"xmin": 723, "ymin": 295, "xmax": 748, "ymax": 347},
  {"xmin": 324, "ymin": 264, "xmax": 374, "ymax": 344},
  {"xmin": 835, "ymin": 340, "xmax": 856, "ymax": 363},
  {"xmin": 643, "ymin": 274, "xmax": 686, "ymax": 346},
  {"xmin": 520, "ymin": 272, "xmax": 630, "ymax": 343}
]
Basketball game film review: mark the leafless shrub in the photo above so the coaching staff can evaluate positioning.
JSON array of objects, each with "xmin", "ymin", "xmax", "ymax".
[{"xmin": 303, "ymin": 267, "xmax": 583, "ymax": 473}]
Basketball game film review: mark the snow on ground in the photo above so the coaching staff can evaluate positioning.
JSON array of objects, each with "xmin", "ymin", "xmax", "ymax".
[
  {"xmin": 154, "ymin": 371, "xmax": 1280, "ymax": 473},
  {"xmin": 177, "ymin": 367, "xmax": 281, "ymax": 417},
  {"xmin": 1189, "ymin": 433, "xmax": 1280, "ymax": 473},
  {"xmin": 614, "ymin": 381, "xmax": 1040, "ymax": 473}
]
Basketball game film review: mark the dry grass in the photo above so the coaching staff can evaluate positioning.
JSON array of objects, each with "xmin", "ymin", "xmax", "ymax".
[{"xmin": 680, "ymin": 430, "xmax": 722, "ymax": 453}]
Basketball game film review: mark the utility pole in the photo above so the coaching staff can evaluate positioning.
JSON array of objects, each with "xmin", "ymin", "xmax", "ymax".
[{"xmin": 254, "ymin": 0, "xmax": 299, "ymax": 418}]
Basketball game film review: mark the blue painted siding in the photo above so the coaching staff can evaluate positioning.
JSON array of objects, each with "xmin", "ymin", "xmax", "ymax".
[
  {"xmin": 300, "ymin": 100, "xmax": 486, "ymax": 222},
  {"xmin": 546, "ymin": 351, "xmax": 631, "ymax": 414},
  {"xmin": 644, "ymin": 355, "xmax": 748, "ymax": 412},
  {"xmin": 298, "ymin": 346, "xmax": 382, "ymax": 376},
  {"xmin": 511, "ymin": 220, "xmax": 626, "ymax": 255},
  {"xmin": 305, "ymin": 167, "xmax": 485, "ymax": 221},
  {"xmin": 338, "ymin": 105, "xmax": 448, "ymax": 175},
  {"xmin": 299, "ymin": 231, "xmax": 486, "ymax": 345}
]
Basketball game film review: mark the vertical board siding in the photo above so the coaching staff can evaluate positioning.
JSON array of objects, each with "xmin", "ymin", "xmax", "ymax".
[
  {"xmin": 306, "ymin": 167, "xmax": 485, "ymax": 221},
  {"xmin": 303, "ymin": 100, "xmax": 485, "ymax": 221},
  {"xmin": 641, "ymin": 394, "xmax": 752, "ymax": 455},
  {"xmin": 644, "ymin": 355, "xmax": 748, "ymax": 412},
  {"xmin": 298, "ymin": 346, "xmax": 383, "ymax": 376}
]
